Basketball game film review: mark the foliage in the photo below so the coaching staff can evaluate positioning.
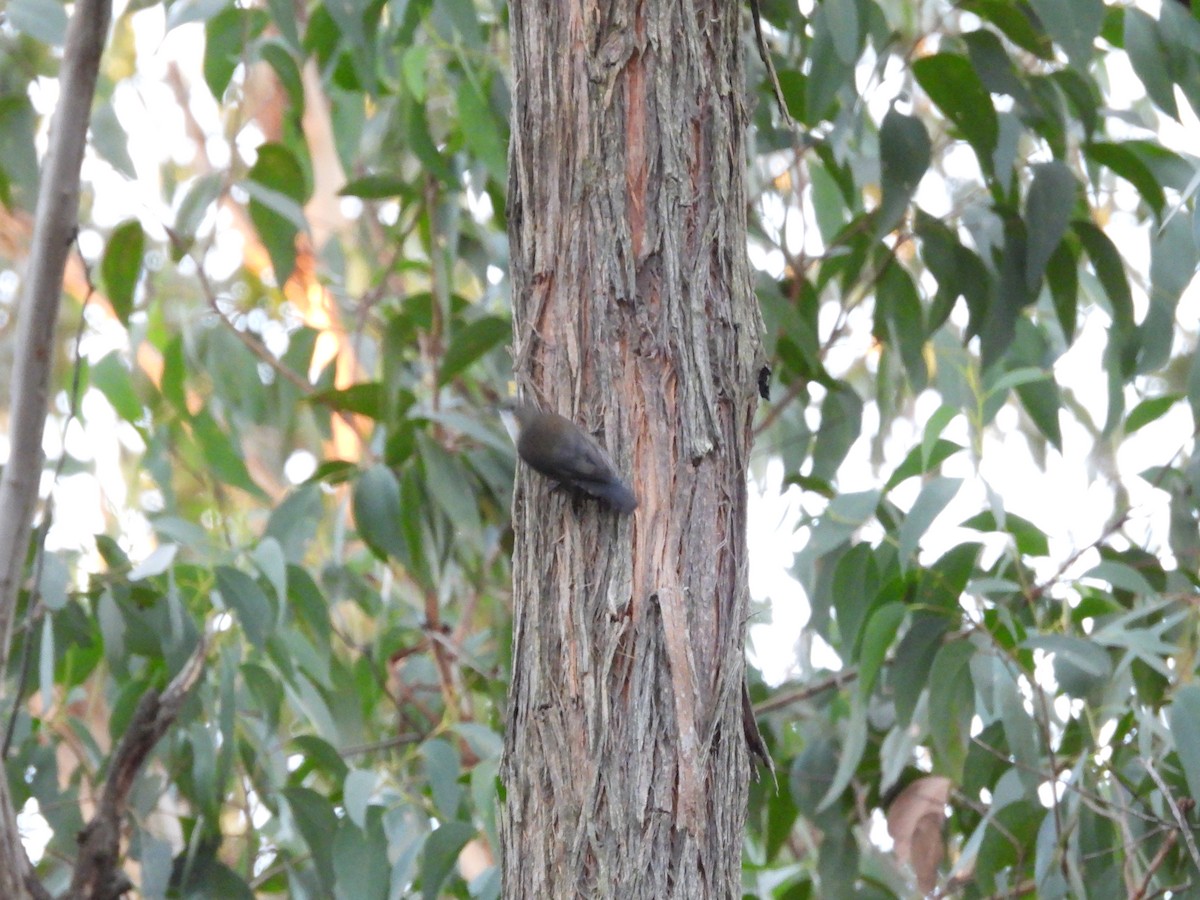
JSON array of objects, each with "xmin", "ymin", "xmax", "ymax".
[
  {"xmin": 743, "ymin": 0, "xmax": 1200, "ymax": 896},
  {"xmin": 3, "ymin": 0, "xmax": 513, "ymax": 896},
  {"xmin": 0, "ymin": 0, "xmax": 1197, "ymax": 898}
]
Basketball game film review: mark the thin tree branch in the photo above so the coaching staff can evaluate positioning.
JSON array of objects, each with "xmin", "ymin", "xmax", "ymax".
[
  {"xmin": 0, "ymin": 1, "xmax": 113, "ymax": 897},
  {"xmin": 1131, "ymin": 828, "xmax": 1178, "ymax": 900},
  {"xmin": 1141, "ymin": 757, "xmax": 1200, "ymax": 873},
  {"xmin": 752, "ymin": 668, "xmax": 859, "ymax": 714},
  {"xmin": 67, "ymin": 638, "xmax": 207, "ymax": 899}
]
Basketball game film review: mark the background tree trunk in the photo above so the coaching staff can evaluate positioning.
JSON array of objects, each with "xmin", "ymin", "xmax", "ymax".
[
  {"xmin": 500, "ymin": 0, "xmax": 764, "ymax": 892},
  {"xmin": 0, "ymin": 1, "xmax": 112, "ymax": 896}
]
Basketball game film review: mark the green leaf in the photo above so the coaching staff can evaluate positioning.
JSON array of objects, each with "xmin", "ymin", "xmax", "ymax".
[
  {"xmin": 1141, "ymin": 215, "xmax": 1198, "ymax": 373},
  {"xmin": 831, "ymin": 544, "xmax": 879, "ymax": 657},
  {"xmin": 876, "ymin": 109, "xmax": 931, "ymax": 237},
  {"xmin": 6, "ymin": 0, "xmax": 68, "ymax": 45},
  {"xmin": 101, "ymin": 220, "xmax": 146, "ymax": 326},
  {"xmin": 912, "ymin": 53, "xmax": 998, "ymax": 171},
  {"xmin": 790, "ymin": 738, "xmax": 839, "ymax": 817},
  {"xmin": 439, "ymin": 316, "xmax": 512, "ymax": 385},
  {"xmin": 421, "ymin": 821, "xmax": 476, "ymax": 900},
  {"xmin": 284, "ymin": 787, "xmax": 337, "ymax": 889},
  {"xmin": 961, "ymin": 510, "xmax": 1049, "ymax": 557},
  {"xmin": 824, "ymin": 0, "xmax": 860, "ymax": 64},
  {"xmin": 352, "ymin": 465, "xmax": 408, "ymax": 562},
  {"xmin": 205, "ymin": 8, "xmax": 268, "ymax": 100},
  {"xmin": 457, "ymin": 78, "xmax": 507, "ymax": 184},
  {"xmin": 960, "ymin": 0, "xmax": 1053, "ymax": 59},
  {"xmin": 343, "ymin": 769, "xmax": 377, "ymax": 829},
  {"xmin": 405, "ymin": 101, "xmax": 457, "ymax": 185},
  {"xmin": 805, "ymin": 2, "xmax": 856, "ymax": 122},
  {"xmin": 1073, "ymin": 221, "xmax": 1134, "ymax": 333},
  {"xmin": 402, "ymin": 46, "xmax": 431, "ymax": 100},
  {"xmin": 963, "ymin": 29, "xmax": 1028, "ymax": 100},
  {"xmin": 246, "ymin": 142, "xmax": 309, "ymax": 284},
  {"xmin": 809, "ymin": 382, "xmax": 863, "ymax": 483},
  {"xmin": 259, "ymin": 39, "xmax": 305, "ymax": 117},
  {"xmin": 333, "ymin": 809, "xmax": 390, "ymax": 900},
  {"xmin": 858, "ymin": 602, "xmax": 906, "ymax": 697},
  {"xmin": 191, "ymin": 410, "xmax": 266, "ymax": 496},
  {"xmin": 1085, "ymin": 142, "xmax": 1166, "ymax": 218},
  {"xmin": 875, "ymin": 261, "xmax": 927, "ymax": 389},
  {"xmin": 1027, "ymin": 0, "xmax": 1104, "ymax": 67},
  {"xmin": 818, "ymin": 696, "xmax": 869, "ymax": 810},
  {"xmin": 91, "ymin": 101, "xmax": 137, "ymax": 180},
  {"xmin": 1006, "ymin": 323, "xmax": 1063, "ymax": 450},
  {"xmin": 892, "ymin": 615, "xmax": 951, "ymax": 725},
  {"xmin": 215, "ymin": 566, "xmax": 275, "ymax": 648},
  {"xmin": 324, "ymin": 0, "xmax": 367, "ymax": 47},
  {"xmin": 884, "ymin": 439, "xmax": 963, "ymax": 492},
  {"xmin": 418, "ymin": 435, "xmax": 481, "ymax": 538},
  {"xmin": 166, "ymin": 0, "xmax": 230, "ymax": 30},
  {"xmin": 173, "ymin": 173, "xmax": 224, "ymax": 253},
  {"xmin": 898, "ymin": 477, "xmax": 963, "ymax": 563},
  {"xmin": 1083, "ymin": 560, "xmax": 1156, "ymax": 596},
  {"xmin": 38, "ymin": 618, "xmax": 54, "ymax": 721},
  {"xmin": 0, "ymin": 97, "xmax": 39, "ymax": 211},
  {"xmin": 421, "ymin": 739, "xmax": 463, "ymax": 820},
  {"xmin": 1125, "ymin": 395, "xmax": 1181, "ymax": 434},
  {"xmin": 1024, "ymin": 162, "xmax": 1075, "ymax": 293},
  {"xmin": 928, "ymin": 641, "xmax": 975, "ymax": 776},
  {"xmin": 309, "ymin": 382, "xmax": 383, "ymax": 418},
  {"xmin": 1124, "ymin": 8, "xmax": 1179, "ymax": 119},
  {"xmin": 981, "ymin": 221, "xmax": 1031, "ymax": 370},
  {"xmin": 806, "ymin": 491, "xmax": 879, "ymax": 559},
  {"xmin": 338, "ymin": 175, "xmax": 410, "ymax": 199},
  {"xmin": 1023, "ymin": 635, "xmax": 1111, "ymax": 699},
  {"xmin": 91, "ymin": 353, "xmax": 143, "ymax": 422},
  {"xmin": 921, "ymin": 406, "xmax": 958, "ymax": 469},
  {"xmin": 1168, "ymin": 685, "xmax": 1200, "ymax": 808},
  {"xmin": 1188, "ymin": 344, "xmax": 1200, "ymax": 425},
  {"xmin": 1045, "ymin": 238, "xmax": 1078, "ymax": 340}
]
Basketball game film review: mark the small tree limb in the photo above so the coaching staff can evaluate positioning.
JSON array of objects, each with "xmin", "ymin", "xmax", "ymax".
[
  {"xmin": 67, "ymin": 639, "xmax": 207, "ymax": 900},
  {"xmin": 0, "ymin": 1, "xmax": 114, "ymax": 896}
]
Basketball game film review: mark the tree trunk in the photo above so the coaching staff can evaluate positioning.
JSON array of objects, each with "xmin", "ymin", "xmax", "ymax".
[
  {"xmin": 500, "ymin": 0, "xmax": 764, "ymax": 892},
  {"xmin": 0, "ymin": 1, "xmax": 112, "ymax": 897}
]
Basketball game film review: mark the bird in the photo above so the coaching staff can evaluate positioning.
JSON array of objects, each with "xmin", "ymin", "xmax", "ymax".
[{"xmin": 500, "ymin": 401, "xmax": 638, "ymax": 514}]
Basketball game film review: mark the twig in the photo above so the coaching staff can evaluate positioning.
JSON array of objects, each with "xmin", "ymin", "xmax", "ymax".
[
  {"xmin": 1132, "ymin": 828, "xmax": 1178, "ymax": 900},
  {"xmin": 169, "ymin": 229, "xmax": 371, "ymax": 455},
  {"xmin": 752, "ymin": 668, "xmax": 858, "ymax": 714},
  {"xmin": 748, "ymin": 0, "xmax": 794, "ymax": 128},
  {"xmin": 1141, "ymin": 757, "xmax": 1200, "ymax": 873},
  {"xmin": 68, "ymin": 638, "xmax": 207, "ymax": 899},
  {"xmin": 339, "ymin": 733, "xmax": 425, "ymax": 757}
]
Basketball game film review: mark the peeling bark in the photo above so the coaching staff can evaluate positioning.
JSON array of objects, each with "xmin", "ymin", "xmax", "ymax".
[{"xmin": 501, "ymin": 0, "xmax": 764, "ymax": 892}]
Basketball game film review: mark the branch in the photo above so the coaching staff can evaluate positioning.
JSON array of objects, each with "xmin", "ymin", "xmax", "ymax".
[
  {"xmin": 1140, "ymin": 757, "xmax": 1200, "ymax": 873},
  {"xmin": 752, "ymin": 668, "xmax": 858, "ymax": 714},
  {"xmin": 0, "ymin": 1, "xmax": 113, "ymax": 897},
  {"xmin": 67, "ymin": 639, "xmax": 207, "ymax": 900}
]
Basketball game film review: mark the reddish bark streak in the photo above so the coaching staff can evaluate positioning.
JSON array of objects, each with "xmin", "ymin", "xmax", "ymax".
[{"xmin": 503, "ymin": 0, "xmax": 763, "ymax": 888}]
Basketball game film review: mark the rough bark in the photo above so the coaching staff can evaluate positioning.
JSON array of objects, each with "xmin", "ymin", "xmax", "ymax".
[
  {"xmin": 500, "ymin": 0, "xmax": 764, "ymax": 893},
  {"xmin": 0, "ymin": 2, "xmax": 113, "ymax": 896}
]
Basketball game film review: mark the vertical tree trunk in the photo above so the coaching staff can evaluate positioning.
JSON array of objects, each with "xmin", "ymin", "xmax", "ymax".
[
  {"xmin": 500, "ymin": 0, "xmax": 764, "ymax": 892},
  {"xmin": 0, "ymin": 1, "xmax": 113, "ymax": 897}
]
